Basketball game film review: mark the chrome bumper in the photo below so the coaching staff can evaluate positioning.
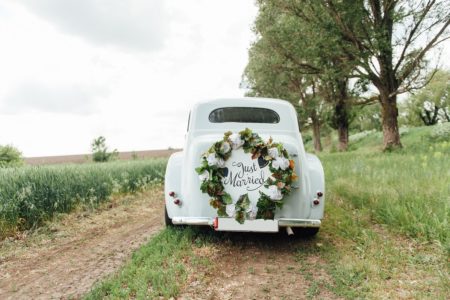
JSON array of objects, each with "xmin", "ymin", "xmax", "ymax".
[
  {"xmin": 278, "ymin": 218, "xmax": 321, "ymax": 228},
  {"xmin": 172, "ymin": 217, "xmax": 214, "ymax": 226},
  {"xmin": 171, "ymin": 217, "xmax": 321, "ymax": 228}
]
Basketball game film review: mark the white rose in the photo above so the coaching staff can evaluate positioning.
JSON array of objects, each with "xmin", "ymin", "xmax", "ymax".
[
  {"xmin": 280, "ymin": 157, "xmax": 290, "ymax": 170},
  {"xmin": 229, "ymin": 133, "xmax": 244, "ymax": 150},
  {"xmin": 206, "ymin": 153, "xmax": 218, "ymax": 166},
  {"xmin": 226, "ymin": 204, "xmax": 236, "ymax": 217},
  {"xmin": 267, "ymin": 185, "xmax": 283, "ymax": 201},
  {"xmin": 198, "ymin": 170, "xmax": 209, "ymax": 182},
  {"xmin": 268, "ymin": 147, "xmax": 279, "ymax": 158},
  {"xmin": 272, "ymin": 156, "xmax": 289, "ymax": 171},
  {"xmin": 220, "ymin": 142, "xmax": 231, "ymax": 154}
]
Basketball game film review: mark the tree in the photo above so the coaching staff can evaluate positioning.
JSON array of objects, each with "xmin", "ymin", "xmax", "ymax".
[
  {"xmin": 288, "ymin": 0, "xmax": 450, "ymax": 149},
  {"xmin": 244, "ymin": 29, "xmax": 326, "ymax": 152},
  {"xmin": 406, "ymin": 69, "xmax": 450, "ymax": 125},
  {"xmin": 245, "ymin": 1, "xmax": 359, "ymax": 151},
  {"xmin": 91, "ymin": 136, "xmax": 118, "ymax": 162},
  {"xmin": 0, "ymin": 145, "xmax": 23, "ymax": 168}
]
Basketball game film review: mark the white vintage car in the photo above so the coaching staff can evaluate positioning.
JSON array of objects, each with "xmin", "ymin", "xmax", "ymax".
[{"xmin": 164, "ymin": 98, "xmax": 324, "ymax": 236}]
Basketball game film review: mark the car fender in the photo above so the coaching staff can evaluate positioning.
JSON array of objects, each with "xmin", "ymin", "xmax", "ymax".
[
  {"xmin": 164, "ymin": 151, "xmax": 186, "ymax": 219},
  {"xmin": 305, "ymin": 153, "xmax": 325, "ymax": 219}
]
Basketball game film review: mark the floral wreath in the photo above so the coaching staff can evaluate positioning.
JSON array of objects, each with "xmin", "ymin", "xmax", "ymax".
[{"xmin": 195, "ymin": 128, "xmax": 298, "ymax": 224}]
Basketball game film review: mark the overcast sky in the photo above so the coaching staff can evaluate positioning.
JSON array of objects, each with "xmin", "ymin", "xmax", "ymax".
[
  {"xmin": 0, "ymin": 1, "xmax": 448, "ymax": 157},
  {"xmin": 0, "ymin": 0, "xmax": 257, "ymax": 157}
]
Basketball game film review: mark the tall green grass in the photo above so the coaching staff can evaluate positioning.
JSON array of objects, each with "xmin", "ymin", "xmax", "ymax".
[
  {"xmin": 321, "ymin": 126, "xmax": 450, "ymax": 252},
  {"xmin": 0, "ymin": 159, "xmax": 167, "ymax": 238}
]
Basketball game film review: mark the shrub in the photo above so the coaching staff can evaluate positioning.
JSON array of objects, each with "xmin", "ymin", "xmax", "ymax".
[
  {"xmin": 91, "ymin": 136, "xmax": 118, "ymax": 162},
  {"xmin": 429, "ymin": 122, "xmax": 450, "ymax": 142},
  {"xmin": 0, "ymin": 145, "xmax": 23, "ymax": 168}
]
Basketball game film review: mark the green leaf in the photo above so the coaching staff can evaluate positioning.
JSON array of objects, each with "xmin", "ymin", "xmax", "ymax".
[
  {"xmin": 236, "ymin": 194, "xmax": 250, "ymax": 210},
  {"xmin": 222, "ymin": 192, "xmax": 233, "ymax": 205},
  {"xmin": 195, "ymin": 167, "xmax": 205, "ymax": 174},
  {"xmin": 235, "ymin": 211, "xmax": 245, "ymax": 224},
  {"xmin": 217, "ymin": 205, "xmax": 227, "ymax": 217}
]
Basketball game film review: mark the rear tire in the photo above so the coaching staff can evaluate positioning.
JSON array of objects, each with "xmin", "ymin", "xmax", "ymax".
[
  {"xmin": 164, "ymin": 206, "xmax": 174, "ymax": 227},
  {"xmin": 293, "ymin": 227, "xmax": 319, "ymax": 237}
]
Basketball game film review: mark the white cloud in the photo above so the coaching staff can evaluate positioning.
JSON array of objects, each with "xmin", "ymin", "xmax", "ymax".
[
  {"xmin": 17, "ymin": 0, "xmax": 169, "ymax": 52},
  {"xmin": 2, "ymin": 82, "xmax": 106, "ymax": 114}
]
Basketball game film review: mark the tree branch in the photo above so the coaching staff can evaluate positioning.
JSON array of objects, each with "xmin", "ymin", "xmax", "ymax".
[
  {"xmin": 351, "ymin": 95, "xmax": 379, "ymax": 106},
  {"xmin": 394, "ymin": 0, "xmax": 437, "ymax": 73},
  {"xmin": 398, "ymin": 17, "xmax": 450, "ymax": 86}
]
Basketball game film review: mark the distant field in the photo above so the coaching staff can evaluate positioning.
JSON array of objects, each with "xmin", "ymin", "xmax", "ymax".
[{"xmin": 24, "ymin": 149, "xmax": 181, "ymax": 165}]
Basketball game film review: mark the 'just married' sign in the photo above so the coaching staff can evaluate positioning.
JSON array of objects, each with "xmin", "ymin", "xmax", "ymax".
[{"xmin": 221, "ymin": 148, "xmax": 270, "ymax": 205}]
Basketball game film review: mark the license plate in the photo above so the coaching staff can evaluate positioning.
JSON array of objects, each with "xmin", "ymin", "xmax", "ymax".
[{"xmin": 216, "ymin": 218, "xmax": 279, "ymax": 232}]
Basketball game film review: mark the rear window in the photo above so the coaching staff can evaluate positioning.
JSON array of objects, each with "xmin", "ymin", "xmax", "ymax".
[{"xmin": 209, "ymin": 107, "xmax": 280, "ymax": 123}]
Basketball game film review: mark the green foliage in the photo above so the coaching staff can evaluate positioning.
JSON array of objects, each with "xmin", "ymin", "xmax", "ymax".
[
  {"xmin": 404, "ymin": 69, "xmax": 450, "ymax": 126},
  {"xmin": 0, "ymin": 159, "xmax": 166, "ymax": 238},
  {"xmin": 350, "ymin": 103, "xmax": 382, "ymax": 132},
  {"xmin": 234, "ymin": 194, "xmax": 251, "ymax": 224},
  {"xmin": 0, "ymin": 145, "xmax": 23, "ymax": 168},
  {"xmin": 91, "ymin": 136, "xmax": 118, "ymax": 162},
  {"xmin": 252, "ymin": 0, "xmax": 450, "ymax": 149}
]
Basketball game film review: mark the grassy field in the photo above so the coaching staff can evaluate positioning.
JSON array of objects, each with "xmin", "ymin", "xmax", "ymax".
[
  {"xmin": 85, "ymin": 125, "xmax": 449, "ymax": 299},
  {"xmin": 322, "ymin": 125, "xmax": 449, "ymax": 251},
  {"xmin": 321, "ymin": 147, "xmax": 449, "ymax": 254},
  {"xmin": 0, "ymin": 159, "xmax": 166, "ymax": 239}
]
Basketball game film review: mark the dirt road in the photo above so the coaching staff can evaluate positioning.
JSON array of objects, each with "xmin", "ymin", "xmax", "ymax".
[
  {"xmin": 0, "ymin": 188, "xmax": 164, "ymax": 299},
  {"xmin": 179, "ymin": 232, "xmax": 338, "ymax": 300}
]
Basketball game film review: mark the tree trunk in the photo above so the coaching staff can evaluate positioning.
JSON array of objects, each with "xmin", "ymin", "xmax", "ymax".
[
  {"xmin": 311, "ymin": 114, "xmax": 322, "ymax": 152},
  {"xmin": 380, "ymin": 94, "xmax": 402, "ymax": 150},
  {"xmin": 337, "ymin": 122, "xmax": 349, "ymax": 151},
  {"xmin": 335, "ymin": 80, "xmax": 349, "ymax": 151},
  {"xmin": 443, "ymin": 108, "xmax": 450, "ymax": 122}
]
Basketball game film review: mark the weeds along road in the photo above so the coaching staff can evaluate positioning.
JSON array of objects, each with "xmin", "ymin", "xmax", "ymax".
[{"xmin": 0, "ymin": 187, "xmax": 164, "ymax": 300}]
